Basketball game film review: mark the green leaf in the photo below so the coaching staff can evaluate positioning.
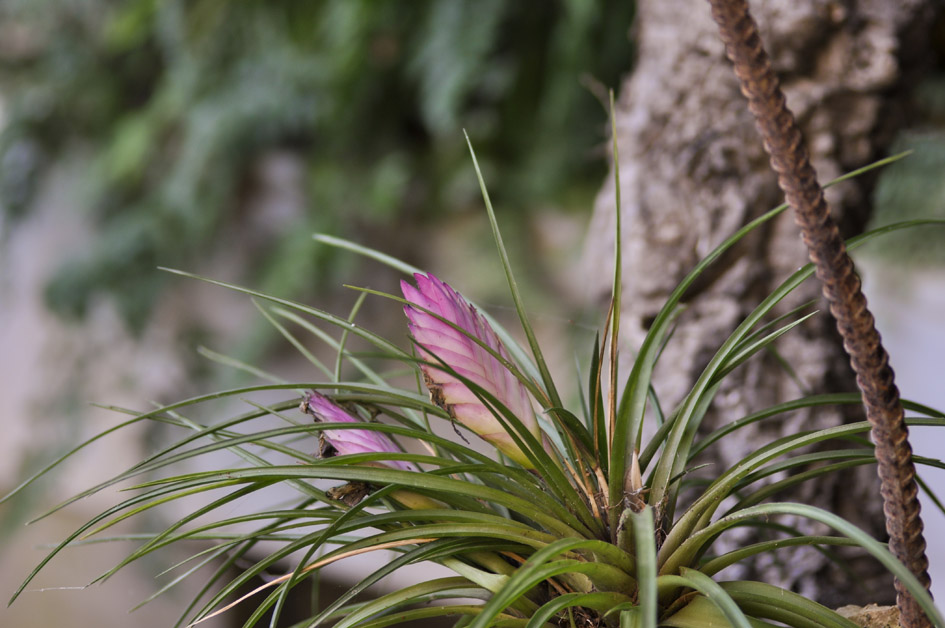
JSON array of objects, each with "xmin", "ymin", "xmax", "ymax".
[
  {"xmin": 699, "ymin": 535, "xmax": 858, "ymax": 577},
  {"xmin": 610, "ymin": 201, "xmax": 789, "ymax": 530},
  {"xmin": 607, "ymin": 87, "xmax": 624, "ymax": 478},
  {"xmin": 464, "ymin": 133, "xmax": 564, "ymax": 413},
  {"xmin": 720, "ymin": 581, "xmax": 859, "ymax": 628},
  {"xmin": 710, "ymin": 311, "xmax": 818, "ymax": 384},
  {"xmin": 313, "ymin": 233, "xmax": 423, "ymax": 276},
  {"xmin": 348, "ymin": 605, "xmax": 529, "ymax": 628},
  {"xmin": 333, "ymin": 577, "xmax": 490, "ymax": 628},
  {"xmin": 671, "ymin": 568, "xmax": 754, "ymax": 628},
  {"xmin": 689, "ymin": 394, "xmax": 862, "ymax": 460},
  {"xmin": 252, "ymin": 299, "xmax": 333, "ymax": 380},
  {"xmin": 136, "ymin": 464, "xmax": 583, "ymax": 538},
  {"xmin": 662, "ymin": 502, "xmax": 943, "ymax": 627},
  {"xmin": 464, "ymin": 537, "xmax": 637, "ymax": 628},
  {"xmin": 587, "ymin": 332, "xmax": 609, "ymax": 473},
  {"xmin": 656, "ymin": 218, "xmax": 945, "ymax": 557},
  {"xmin": 159, "ymin": 267, "xmax": 409, "ymax": 359},
  {"xmin": 525, "ymin": 592, "xmax": 632, "ymax": 628},
  {"xmin": 661, "ymin": 594, "xmax": 777, "ymax": 628},
  {"xmin": 306, "ymin": 540, "xmax": 488, "ymax": 627},
  {"xmin": 631, "ymin": 507, "xmax": 658, "ymax": 628},
  {"xmin": 0, "ymin": 413, "xmax": 148, "ymax": 506}
]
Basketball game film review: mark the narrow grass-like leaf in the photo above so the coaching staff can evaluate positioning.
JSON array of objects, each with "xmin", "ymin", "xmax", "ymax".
[
  {"xmin": 699, "ymin": 535, "xmax": 858, "ymax": 576},
  {"xmin": 174, "ymin": 531, "xmax": 269, "ymax": 628},
  {"xmin": 674, "ymin": 416, "xmax": 945, "ymax": 557},
  {"xmin": 136, "ymin": 464, "xmax": 585, "ymax": 538},
  {"xmin": 133, "ymin": 542, "xmax": 234, "ymax": 612},
  {"xmin": 690, "ymin": 394, "xmax": 862, "ymax": 459},
  {"xmin": 729, "ymin": 449, "xmax": 872, "ymax": 502},
  {"xmin": 465, "ymin": 536, "xmax": 637, "ymax": 628},
  {"xmin": 438, "ymin": 556, "xmax": 516, "ymax": 597},
  {"xmin": 661, "ymin": 502, "xmax": 943, "ymax": 626},
  {"xmin": 124, "ymin": 418, "xmax": 547, "ymax": 512},
  {"xmin": 710, "ymin": 312, "xmax": 818, "ymax": 384},
  {"xmin": 917, "ymin": 475, "xmax": 945, "ymax": 519},
  {"xmin": 304, "ymin": 539, "xmax": 491, "ymax": 628},
  {"xmin": 614, "ymin": 187, "xmax": 940, "ymax": 525},
  {"xmin": 632, "ymin": 507, "xmax": 658, "ymax": 628},
  {"xmin": 526, "ymin": 592, "xmax": 632, "ymax": 628},
  {"xmin": 187, "ymin": 486, "xmax": 413, "ymax": 626},
  {"xmin": 692, "ymin": 395, "xmax": 943, "ymax": 460},
  {"xmin": 468, "ymin": 561, "xmax": 633, "ymax": 628},
  {"xmin": 120, "ymin": 509, "xmax": 332, "ymax": 567},
  {"xmin": 464, "ymin": 132, "xmax": 563, "ymax": 412},
  {"xmin": 333, "ymin": 577, "xmax": 491, "ymax": 628},
  {"xmin": 159, "ymin": 268, "xmax": 409, "ymax": 359},
  {"xmin": 271, "ymin": 307, "xmax": 382, "ymax": 382},
  {"xmin": 0, "ymin": 414, "xmax": 147, "ymax": 506},
  {"xmin": 10, "ymin": 474, "xmax": 243, "ymax": 605},
  {"xmin": 660, "ymin": 594, "xmax": 776, "ymax": 628},
  {"xmin": 610, "ymin": 201, "xmax": 789, "ymax": 529},
  {"xmin": 651, "ymin": 218, "xmax": 945, "ymax": 543},
  {"xmin": 43, "ymin": 387, "xmax": 489, "ymax": 536},
  {"xmin": 198, "ymin": 344, "xmax": 293, "ymax": 383},
  {"xmin": 607, "ymin": 88, "xmax": 624, "ymax": 479},
  {"xmin": 587, "ymin": 333, "xmax": 608, "ymax": 473},
  {"xmin": 661, "ymin": 423, "xmax": 872, "ymax": 565},
  {"xmin": 349, "ymin": 605, "xmax": 529, "ymax": 628},
  {"xmin": 88, "ymin": 482, "xmax": 273, "ymax": 582},
  {"xmin": 335, "ymin": 291, "xmax": 368, "ymax": 383},
  {"xmin": 71, "ymin": 400, "xmax": 324, "ymax": 506},
  {"xmin": 140, "ymin": 506, "xmax": 324, "ymax": 619},
  {"xmin": 648, "ymin": 256, "xmax": 818, "ymax": 525},
  {"xmin": 672, "ymin": 568, "xmax": 754, "ymax": 628},
  {"xmin": 313, "ymin": 233, "xmax": 423, "ymax": 276},
  {"xmin": 548, "ymin": 406, "xmax": 595, "ymax": 457},
  {"xmin": 720, "ymin": 581, "xmax": 860, "ymax": 628}
]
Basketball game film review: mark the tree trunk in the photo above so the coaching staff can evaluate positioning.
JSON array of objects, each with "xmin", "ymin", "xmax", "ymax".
[{"xmin": 583, "ymin": 0, "xmax": 936, "ymax": 606}]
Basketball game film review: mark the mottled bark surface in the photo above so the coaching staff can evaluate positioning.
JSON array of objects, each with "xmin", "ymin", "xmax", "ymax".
[{"xmin": 583, "ymin": 0, "xmax": 936, "ymax": 606}]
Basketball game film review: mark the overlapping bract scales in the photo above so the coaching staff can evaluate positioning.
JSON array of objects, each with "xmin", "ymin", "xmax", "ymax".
[
  {"xmin": 301, "ymin": 391, "xmax": 417, "ymax": 472},
  {"xmin": 402, "ymin": 272, "xmax": 538, "ymax": 467}
]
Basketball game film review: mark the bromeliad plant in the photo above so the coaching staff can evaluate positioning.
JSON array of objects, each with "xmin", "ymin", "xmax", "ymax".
[
  {"xmin": 8, "ymin": 152, "xmax": 945, "ymax": 628},
  {"xmin": 7, "ymin": 2, "xmax": 945, "ymax": 627}
]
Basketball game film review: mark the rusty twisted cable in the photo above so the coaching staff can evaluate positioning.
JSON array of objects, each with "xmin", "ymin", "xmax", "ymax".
[{"xmin": 705, "ymin": 1, "xmax": 932, "ymax": 625}]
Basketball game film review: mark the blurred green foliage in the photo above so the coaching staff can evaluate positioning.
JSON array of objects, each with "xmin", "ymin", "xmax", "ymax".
[
  {"xmin": 869, "ymin": 74, "xmax": 945, "ymax": 266},
  {"xmin": 0, "ymin": 0, "xmax": 635, "ymax": 332}
]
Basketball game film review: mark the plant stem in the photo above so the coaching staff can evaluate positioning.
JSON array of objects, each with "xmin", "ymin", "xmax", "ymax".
[{"xmin": 704, "ymin": 1, "xmax": 932, "ymax": 625}]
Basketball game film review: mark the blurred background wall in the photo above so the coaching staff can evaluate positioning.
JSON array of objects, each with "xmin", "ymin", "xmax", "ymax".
[
  {"xmin": 0, "ymin": 2, "xmax": 633, "ymax": 626},
  {"xmin": 581, "ymin": 0, "xmax": 945, "ymax": 606},
  {"xmin": 1, "ymin": 1, "xmax": 943, "ymax": 626}
]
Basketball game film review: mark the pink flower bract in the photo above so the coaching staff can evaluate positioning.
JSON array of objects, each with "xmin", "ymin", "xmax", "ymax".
[
  {"xmin": 402, "ymin": 272, "xmax": 537, "ymax": 467},
  {"xmin": 301, "ymin": 391, "xmax": 417, "ymax": 472}
]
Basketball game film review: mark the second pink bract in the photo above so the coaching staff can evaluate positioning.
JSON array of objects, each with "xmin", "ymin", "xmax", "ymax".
[{"xmin": 301, "ymin": 391, "xmax": 417, "ymax": 472}]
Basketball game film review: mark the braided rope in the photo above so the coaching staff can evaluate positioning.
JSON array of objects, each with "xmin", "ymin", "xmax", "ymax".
[{"xmin": 705, "ymin": 1, "xmax": 932, "ymax": 625}]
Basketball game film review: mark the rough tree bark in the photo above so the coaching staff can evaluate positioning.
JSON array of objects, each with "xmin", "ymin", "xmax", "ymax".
[{"xmin": 582, "ymin": 0, "xmax": 937, "ymax": 606}]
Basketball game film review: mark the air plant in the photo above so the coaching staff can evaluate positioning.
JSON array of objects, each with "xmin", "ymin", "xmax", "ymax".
[
  {"xmin": 7, "ymin": 137, "xmax": 943, "ymax": 628},
  {"xmin": 7, "ymin": 2, "xmax": 945, "ymax": 627}
]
